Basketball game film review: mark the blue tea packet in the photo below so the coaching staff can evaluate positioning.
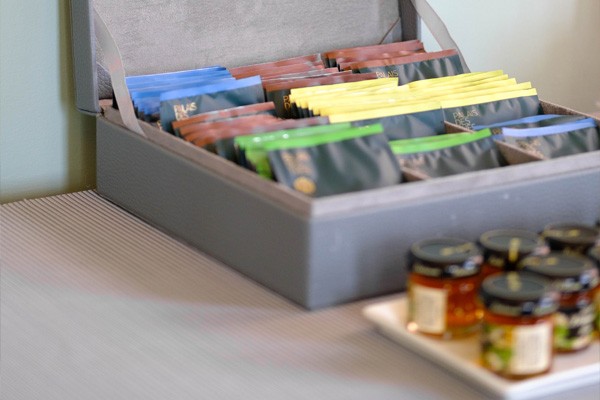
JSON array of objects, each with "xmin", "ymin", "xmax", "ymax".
[
  {"xmin": 127, "ymin": 70, "xmax": 232, "ymax": 92},
  {"xmin": 499, "ymin": 118, "xmax": 597, "ymax": 137},
  {"xmin": 159, "ymin": 76, "xmax": 265, "ymax": 134},
  {"xmin": 125, "ymin": 66, "xmax": 227, "ymax": 86},
  {"xmin": 131, "ymin": 77, "xmax": 235, "ymax": 116},
  {"xmin": 494, "ymin": 121, "xmax": 599, "ymax": 159},
  {"xmin": 473, "ymin": 114, "xmax": 587, "ymax": 131}
]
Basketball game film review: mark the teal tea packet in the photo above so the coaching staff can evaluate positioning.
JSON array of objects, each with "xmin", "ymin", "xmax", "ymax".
[
  {"xmin": 267, "ymin": 124, "xmax": 401, "ymax": 197},
  {"xmin": 159, "ymin": 76, "xmax": 265, "ymax": 133}
]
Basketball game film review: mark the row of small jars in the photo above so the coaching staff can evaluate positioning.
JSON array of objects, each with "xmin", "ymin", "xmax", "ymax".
[{"xmin": 406, "ymin": 222, "xmax": 600, "ymax": 380}]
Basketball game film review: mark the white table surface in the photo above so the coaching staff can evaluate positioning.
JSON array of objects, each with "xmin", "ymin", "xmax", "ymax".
[{"xmin": 1, "ymin": 191, "xmax": 598, "ymax": 400}]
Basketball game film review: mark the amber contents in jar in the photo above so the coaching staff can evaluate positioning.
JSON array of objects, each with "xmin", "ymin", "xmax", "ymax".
[
  {"xmin": 521, "ymin": 253, "xmax": 599, "ymax": 352},
  {"xmin": 586, "ymin": 246, "xmax": 600, "ymax": 333},
  {"xmin": 479, "ymin": 272, "xmax": 558, "ymax": 379},
  {"xmin": 478, "ymin": 229, "xmax": 547, "ymax": 282},
  {"xmin": 408, "ymin": 237, "xmax": 483, "ymax": 339}
]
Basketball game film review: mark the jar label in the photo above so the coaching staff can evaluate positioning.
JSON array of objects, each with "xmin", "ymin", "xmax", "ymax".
[
  {"xmin": 595, "ymin": 290, "xmax": 600, "ymax": 331},
  {"xmin": 554, "ymin": 303, "xmax": 595, "ymax": 351},
  {"xmin": 409, "ymin": 284, "xmax": 447, "ymax": 334},
  {"xmin": 482, "ymin": 321, "xmax": 552, "ymax": 375}
]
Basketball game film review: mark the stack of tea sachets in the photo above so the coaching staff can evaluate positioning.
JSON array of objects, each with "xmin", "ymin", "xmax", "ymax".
[
  {"xmin": 125, "ymin": 66, "xmax": 265, "ymax": 134},
  {"xmin": 289, "ymin": 70, "xmax": 540, "ymax": 140}
]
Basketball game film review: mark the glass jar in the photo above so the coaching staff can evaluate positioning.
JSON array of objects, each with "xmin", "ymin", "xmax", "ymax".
[
  {"xmin": 542, "ymin": 222, "xmax": 599, "ymax": 255},
  {"xmin": 520, "ymin": 252, "xmax": 598, "ymax": 352},
  {"xmin": 479, "ymin": 272, "xmax": 558, "ymax": 379},
  {"xmin": 407, "ymin": 237, "xmax": 483, "ymax": 339},
  {"xmin": 587, "ymin": 246, "xmax": 600, "ymax": 333},
  {"xmin": 478, "ymin": 229, "xmax": 547, "ymax": 282}
]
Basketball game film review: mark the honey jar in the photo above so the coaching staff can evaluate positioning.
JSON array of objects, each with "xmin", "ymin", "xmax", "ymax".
[
  {"xmin": 479, "ymin": 272, "xmax": 558, "ymax": 379},
  {"xmin": 478, "ymin": 229, "xmax": 547, "ymax": 282},
  {"xmin": 541, "ymin": 222, "xmax": 599, "ymax": 255},
  {"xmin": 587, "ymin": 246, "xmax": 600, "ymax": 332},
  {"xmin": 407, "ymin": 237, "xmax": 483, "ymax": 339},
  {"xmin": 520, "ymin": 253, "xmax": 598, "ymax": 352}
]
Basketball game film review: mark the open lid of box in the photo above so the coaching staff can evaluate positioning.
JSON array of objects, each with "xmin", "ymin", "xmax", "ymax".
[{"xmin": 71, "ymin": 0, "xmax": 420, "ymax": 115}]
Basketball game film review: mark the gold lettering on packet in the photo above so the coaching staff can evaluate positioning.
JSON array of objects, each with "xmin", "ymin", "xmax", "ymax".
[
  {"xmin": 375, "ymin": 71, "xmax": 387, "ymax": 79},
  {"xmin": 399, "ymin": 154, "xmax": 425, "ymax": 169},
  {"xmin": 173, "ymin": 102, "xmax": 198, "ymax": 120},
  {"xmin": 516, "ymin": 138, "xmax": 544, "ymax": 159},
  {"xmin": 385, "ymin": 70, "xmax": 399, "ymax": 78},
  {"xmin": 281, "ymin": 150, "xmax": 314, "ymax": 176},
  {"xmin": 293, "ymin": 176, "xmax": 317, "ymax": 195},
  {"xmin": 283, "ymin": 95, "xmax": 292, "ymax": 111},
  {"xmin": 453, "ymin": 108, "xmax": 479, "ymax": 129}
]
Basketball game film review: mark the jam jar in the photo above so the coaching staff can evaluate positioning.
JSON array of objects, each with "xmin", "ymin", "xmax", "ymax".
[
  {"xmin": 478, "ymin": 229, "xmax": 547, "ymax": 282},
  {"xmin": 587, "ymin": 246, "xmax": 600, "ymax": 332},
  {"xmin": 520, "ymin": 252, "xmax": 598, "ymax": 352},
  {"xmin": 541, "ymin": 222, "xmax": 599, "ymax": 255},
  {"xmin": 479, "ymin": 272, "xmax": 558, "ymax": 379},
  {"xmin": 407, "ymin": 237, "xmax": 483, "ymax": 339}
]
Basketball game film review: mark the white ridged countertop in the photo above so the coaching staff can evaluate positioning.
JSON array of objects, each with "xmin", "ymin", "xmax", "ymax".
[{"xmin": 2, "ymin": 191, "xmax": 598, "ymax": 400}]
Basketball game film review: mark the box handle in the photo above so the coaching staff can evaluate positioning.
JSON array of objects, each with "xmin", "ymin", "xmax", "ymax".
[
  {"xmin": 410, "ymin": 0, "xmax": 470, "ymax": 72},
  {"xmin": 93, "ymin": 8, "xmax": 146, "ymax": 137}
]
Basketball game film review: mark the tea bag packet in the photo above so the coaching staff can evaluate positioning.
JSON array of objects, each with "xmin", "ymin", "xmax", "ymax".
[
  {"xmin": 264, "ymin": 73, "xmax": 379, "ymax": 119},
  {"xmin": 350, "ymin": 49, "xmax": 464, "ymax": 83},
  {"xmin": 159, "ymin": 76, "xmax": 265, "ymax": 134},
  {"xmin": 130, "ymin": 75, "xmax": 235, "ymax": 120},
  {"xmin": 124, "ymin": 67, "xmax": 232, "ymax": 112},
  {"xmin": 171, "ymin": 102, "xmax": 276, "ymax": 136},
  {"xmin": 208, "ymin": 117, "xmax": 331, "ymax": 162},
  {"xmin": 235, "ymin": 123, "xmax": 353, "ymax": 178},
  {"xmin": 288, "ymin": 77, "xmax": 400, "ymax": 118},
  {"xmin": 179, "ymin": 114, "xmax": 281, "ymax": 145},
  {"xmin": 229, "ymin": 54, "xmax": 324, "ymax": 78},
  {"xmin": 473, "ymin": 114, "xmax": 588, "ymax": 132},
  {"xmin": 261, "ymin": 68, "xmax": 342, "ymax": 83},
  {"xmin": 441, "ymin": 90, "xmax": 540, "ymax": 130},
  {"xmin": 266, "ymin": 125, "xmax": 401, "ymax": 197},
  {"xmin": 350, "ymin": 108, "xmax": 446, "ymax": 140},
  {"xmin": 391, "ymin": 128, "xmax": 507, "ymax": 179},
  {"xmin": 125, "ymin": 66, "xmax": 228, "ymax": 86},
  {"xmin": 494, "ymin": 119, "xmax": 600, "ymax": 159},
  {"xmin": 336, "ymin": 49, "xmax": 426, "ymax": 71},
  {"xmin": 231, "ymin": 62, "xmax": 325, "ymax": 80},
  {"xmin": 324, "ymin": 40, "xmax": 425, "ymax": 68}
]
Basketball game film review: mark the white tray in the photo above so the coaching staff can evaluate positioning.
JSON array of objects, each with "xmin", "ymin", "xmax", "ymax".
[{"xmin": 363, "ymin": 296, "xmax": 600, "ymax": 400}]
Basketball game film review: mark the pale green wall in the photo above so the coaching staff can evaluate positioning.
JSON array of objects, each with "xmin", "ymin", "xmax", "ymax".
[
  {"xmin": 0, "ymin": 1, "xmax": 598, "ymax": 203},
  {"xmin": 421, "ymin": 0, "xmax": 600, "ymax": 114},
  {"xmin": 0, "ymin": 0, "xmax": 96, "ymax": 204}
]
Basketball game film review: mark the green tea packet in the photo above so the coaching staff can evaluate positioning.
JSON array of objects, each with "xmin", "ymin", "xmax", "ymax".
[
  {"xmin": 267, "ymin": 126, "xmax": 401, "ymax": 197},
  {"xmin": 235, "ymin": 123, "xmax": 352, "ymax": 177},
  {"xmin": 391, "ymin": 129, "xmax": 507, "ymax": 179}
]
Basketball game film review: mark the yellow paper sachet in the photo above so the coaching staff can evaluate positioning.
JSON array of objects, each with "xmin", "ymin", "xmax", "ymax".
[
  {"xmin": 289, "ymin": 77, "xmax": 398, "ymax": 103},
  {"xmin": 317, "ymin": 97, "xmax": 427, "ymax": 116},
  {"xmin": 292, "ymin": 81, "xmax": 404, "ymax": 110},
  {"xmin": 312, "ymin": 80, "xmax": 525, "ymax": 115},
  {"xmin": 294, "ymin": 84, "xmax": 409, "ymax": 110},
  {"xmin": 406, "ymin": 70, "xmax": 505, "ymax": 89},
  {"xmin": 406, "ymin": 75, "xmax": 512, "ymax": 96},
  {"xmin": 328, "ymin": 101, "xmax": 441, "ymax": 123},
  {"xmin": 427, "ymin": 82, "xmax": 533, "ymax": 102},
  {"xmin": 440, "ymin": 88, "xmax": 538, "ymax": 109}
]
